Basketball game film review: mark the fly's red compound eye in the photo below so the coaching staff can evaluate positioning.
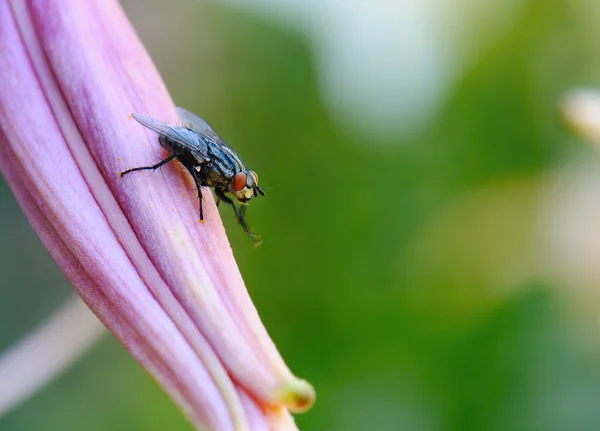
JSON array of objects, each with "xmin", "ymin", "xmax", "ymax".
[{"xmin": 232, "ymin": 172, "xmax": 247, "ymax": 192}]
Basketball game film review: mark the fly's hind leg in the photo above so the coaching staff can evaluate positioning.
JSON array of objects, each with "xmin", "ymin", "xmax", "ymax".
[{"xmin": 119, "ymin": 153, "xmax": 179, "ymax": 177}]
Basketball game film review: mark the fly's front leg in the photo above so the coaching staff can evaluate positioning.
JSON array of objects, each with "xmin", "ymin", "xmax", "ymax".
[
  {"xmin": 214, "ymin": 188, "xmax": 242, "ymax": 224},
  {"xmin": 214, "ymin": 188, "xmax": 262, "ymax": 245},
  {"xmin": 119, "ymin": 153, "xmax": 179, "ymax": 177}
]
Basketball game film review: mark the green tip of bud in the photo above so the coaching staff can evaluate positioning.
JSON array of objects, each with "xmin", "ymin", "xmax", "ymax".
[{"xmin": 278, "ymin": 378, "xmax": 316, "ymax": 413}]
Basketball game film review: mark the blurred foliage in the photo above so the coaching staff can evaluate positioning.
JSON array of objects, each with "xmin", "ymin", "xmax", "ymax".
[{"xmin": 4, "ymin": 0, "xmax": 600, "ymax": 430}]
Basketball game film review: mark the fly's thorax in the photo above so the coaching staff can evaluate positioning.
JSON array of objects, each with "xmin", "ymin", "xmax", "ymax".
[
  {"xmin": 200, "ymin": 163, "xmax": 231, "ymax": 188},
  {"xmin": 206, "ymin": 139, "xmax": 244, "ymax": 178}
]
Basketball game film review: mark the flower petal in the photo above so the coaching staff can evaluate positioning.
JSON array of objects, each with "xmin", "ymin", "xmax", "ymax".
[
  {"xmin": 21, "ymin": 0, "xmax": 313, "ymax": 411},
  {"xmin": 1, "ymin": 0, "xmax": 314, "ymax": 427}
]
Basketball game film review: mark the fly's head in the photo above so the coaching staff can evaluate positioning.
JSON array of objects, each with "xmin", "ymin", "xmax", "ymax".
[{"xmin": 232, "ymin": 170, "xmax": 265, "ymax": 204}]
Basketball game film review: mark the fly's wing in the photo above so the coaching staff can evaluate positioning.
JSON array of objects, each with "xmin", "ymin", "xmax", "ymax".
[
  {"xmin": 132, "ymin": 113, "xmax": 209, "ymax": 162},
  {"xmin": 175, "ymin": 107, "xmax": 228, "ymax": 147}
]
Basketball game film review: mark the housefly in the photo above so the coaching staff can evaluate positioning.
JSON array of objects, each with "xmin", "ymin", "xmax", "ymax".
[{"xmin": 120, "ymin": 107, "xmax": 265, "ymax": 244}]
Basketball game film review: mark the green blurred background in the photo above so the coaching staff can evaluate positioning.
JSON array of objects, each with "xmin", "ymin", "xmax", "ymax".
[{"xmin": 6, "ymin": 0, "xmax": 600, "ymax": 430}]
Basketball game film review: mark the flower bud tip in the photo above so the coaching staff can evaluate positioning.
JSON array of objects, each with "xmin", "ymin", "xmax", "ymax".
[{"xmin": 279, "ymin": 378, "xmax": 315, "ymax": 413}]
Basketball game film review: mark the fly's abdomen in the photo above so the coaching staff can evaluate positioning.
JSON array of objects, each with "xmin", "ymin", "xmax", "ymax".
[
  {"xmin": 158, "ymin": 129, "xmax": 207, "ymax": 165},
  {"xmin": 158, "ymin": 135, "xmax": 180, "ymax": 156}
]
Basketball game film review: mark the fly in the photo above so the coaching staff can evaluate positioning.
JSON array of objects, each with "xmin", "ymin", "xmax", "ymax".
[{"xmin": 120, "ymin": 107, "xmax": 265, "ymax": 245}]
